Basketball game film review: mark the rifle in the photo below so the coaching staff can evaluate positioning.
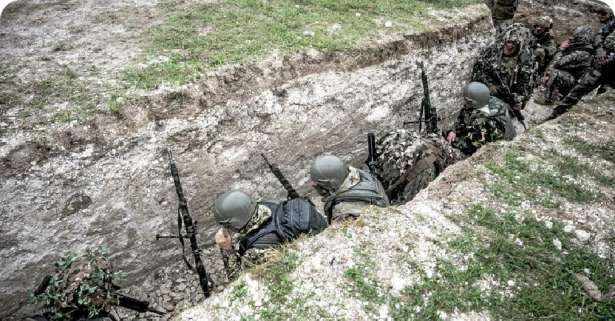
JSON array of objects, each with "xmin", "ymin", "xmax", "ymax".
[
  {"xmin": 404, "ymin": 61, "xmax": 439, "ymax": 134},
  {"xmin": 156, "ymin": 150, "xmax": 210, "ymax": 298},
  {"xmin": 260, "ymin": 153, "xmax": 301, "ymax": 200},
  {"xmin": 365, "ymin": 132, "xmax": 377, "ymax": 175},
  {"xmin": 493, "ymin": 71, "xmax": 528, "ymax": 130}
]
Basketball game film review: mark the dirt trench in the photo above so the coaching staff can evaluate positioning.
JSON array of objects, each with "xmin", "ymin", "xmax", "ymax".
[{"xmin": 0, "ymin": 0, "xmax": 608, "ymax": 319}]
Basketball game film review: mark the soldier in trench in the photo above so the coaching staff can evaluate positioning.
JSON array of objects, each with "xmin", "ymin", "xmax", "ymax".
[
  {"xmin": 309, "ymin": 154, "xmax": 389, "ymax": 221},
  {"xmin": 485, "ymin": 0, "xmax": 519, "ymax": 33},
  {"xmin": 374, "ymin": 82, "xmax": 515, "ymax": 204},
  {"xmin": 529, "ymin": 16, "xmax": 557, "ymax": 74},
  {"xmin": 541, "ymin": 26, "xmax": 601, "ymax": 119},
  {"xmin": 213, "ymin": 190, "xmax": 327, "ymax": 281},
  {"xmin": 471, "ymin": 23, "xmax": 537, "ymax": 122}
]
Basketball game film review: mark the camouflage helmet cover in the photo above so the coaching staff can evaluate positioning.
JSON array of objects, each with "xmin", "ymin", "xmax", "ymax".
[
  {"xmin": 531, "ymin": 16, "xmax": 553, "ymax": 30},
  {"xmin": 502, "ymin": 23, "xmax": 532, "ymax": 44},
  {"xmin": 310, "ymin": 154, "xmax": 349, "ymax": 193},
  {"xmin": 213, "ymin": 190, "xmax": 257, "ymax": 230},
  {"xmin": 463, "ymin": 82, "xmax": 491, "ymax": 109},
  {"xmin": 571, "ymin": 26, "xmax": 595, "ymax": 47}
]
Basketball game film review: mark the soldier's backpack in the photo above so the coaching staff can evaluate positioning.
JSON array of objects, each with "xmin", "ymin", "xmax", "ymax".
[
  {"xmin": 323, "ymin": 168, "xmax": 389, "ymax": 222},
  {"xmin": 237, "ymin": 198, "xmax": 327, "ymax": 255}
]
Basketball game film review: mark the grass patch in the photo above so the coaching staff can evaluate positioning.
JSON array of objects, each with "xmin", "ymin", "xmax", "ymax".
[
  {"xmin": 124, "ymin": 0, "xmax": 479, "ymax": 90},
  {"xmin": 389, "ymin": 205, "xmax": 615, "ymax": 321},
  {"xmin": 344, "ymin": 247, "xmax": 383, "ymax": 311},
  {"xmin": 484, "ymin": 148, "xmax": 600, "ymax": 208},
  {"xmin": 563, "ymin": 136, "xmax": 615, "ymax": 164},
  {"xmin": 249, "ymin": 245, "xmax": 314, "ymax": 321}
]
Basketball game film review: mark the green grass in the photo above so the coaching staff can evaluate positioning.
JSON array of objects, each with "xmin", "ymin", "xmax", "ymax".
[
  {"xmin": 388, "ymin": 205, "xmax": 615, "ymax": 321},
  {"xmin": 123, "ymin": 0, "xmax": 479, "ymax": 91},
  {"xmin": 563, "ymin": 136, "xmax": 615, "ymax": 164},
  {"xmin": 344, "ymin": 247, "xmax": 384, "ymax": 312},
  {"xmin": 249, "ymin": 246, "xmax": 309, "ymax": 321},
  {"xmin": 484, "ymin": 148, "xmax": 600, "ymax": 208}
]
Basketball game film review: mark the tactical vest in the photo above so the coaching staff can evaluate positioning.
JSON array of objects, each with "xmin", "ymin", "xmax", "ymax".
[
  {"xmin": 237, "ymin": 198, "xmax": 327, "ymax": 256},
  {"xmin": 324, "ymin": 169, "xmax": 389, "ymax": 221}
]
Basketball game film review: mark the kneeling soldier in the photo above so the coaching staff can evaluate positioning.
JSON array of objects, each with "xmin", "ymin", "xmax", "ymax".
[
  {"xmin": 447, "ymin": 82, "xmax": 516, "ymax": 155},
  {"xmin": 309, "ymin": 155, "xmax": 389, "ymax": 222},
  {"xmin": 213, "ymin": 190, "xmax": 327, "ymax": 281}
]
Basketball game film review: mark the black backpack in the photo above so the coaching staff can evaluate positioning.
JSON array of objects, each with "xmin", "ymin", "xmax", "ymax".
[{"xmin": 237, "ymin": 198, "xmax": 327, "ymax": 256}]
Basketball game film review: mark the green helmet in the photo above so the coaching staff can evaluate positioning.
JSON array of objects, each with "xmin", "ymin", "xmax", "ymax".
[
  {"xmin": 463, "ymin": 82, "xmax": 491, "ymax": 109},
  {"xmin": 213, "ymin": 190, "xmax": 257, "ymax": 230},
  {"xmin": 310, "ymin": 155, "xmax": 349, "ymax": 193}
]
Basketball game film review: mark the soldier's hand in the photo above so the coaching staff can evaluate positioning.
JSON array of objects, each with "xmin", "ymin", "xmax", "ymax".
[
  {"xmin": 215, "ymin": 228, "xmax": 233, "ymax": 250},
  {"xmin": 446, "ymin": 131, "xmax": 456, "ymax": 143}
]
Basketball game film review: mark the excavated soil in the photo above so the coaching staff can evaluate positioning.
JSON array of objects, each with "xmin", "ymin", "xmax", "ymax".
[{"xmin": 0, "ymin": 0, "xmax": 611, "ymax": 320}]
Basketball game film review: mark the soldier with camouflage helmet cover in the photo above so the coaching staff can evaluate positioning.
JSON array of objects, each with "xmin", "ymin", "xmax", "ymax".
[
  {"xmin": 447, "ymin": 82, "xmax": 516, "ymax": 155},
  {"xmin": 213, "ymin": 190, "xmax": 326, "ymax": 281},
  {"xmin": 485, "ymin": 0, "xmax": 519, "ymax": 33},
  {"xmin": 471, "ymin": 23, "xmax": 537, "ymax": 119},
  {"xmin": 529, "ymin": 16, "xmax": 557, "ymax": 73},
  {"xmin": 309, "ymin": 155, "xmax": 389, "ymax": 221},
  {"xmin": 28, "ymin": 248, "xmax": 163, "ymax": 321}
]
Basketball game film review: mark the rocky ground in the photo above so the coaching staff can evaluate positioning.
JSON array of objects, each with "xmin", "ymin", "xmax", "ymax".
[
  {"xmin": 176, "ymin": 90, "xmax": 615, "ymax": 321},
  {"xmin": 0, "ymin": 0, "xmax": 612, "ymax": 320}
]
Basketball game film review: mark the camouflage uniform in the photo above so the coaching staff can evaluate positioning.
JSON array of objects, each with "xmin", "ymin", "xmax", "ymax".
[
  {"xmin": 325, "ymin": 166, "xmax": 389, "ymax": 219},
  {"xmin": 375, "ymin": 130, "xmax": 462, "ymax": 205},
  {"xmin": 32, "ymin": 249, "xmax": 118, "ymax": 321},
  {"xmin": 485, "ymin": 0, "xmax": 519, "ymax": 33},
  {"xmin": 529, "ymin": 16, "xmax": 558, "ymax": 73},
  {"xmin": 219, "ymin": 204, "xmax": 277, "ymax": 281},
  {"xmin": 472, "ymin": 24, "xmax": 537, "ymax": 112},
  {"xmin": 545, "ymin": 27, "xmax": 600, "ymax": 117},
  {"xmin": 451, "ymin": 96, "xmax": 516, "ymax": 155}
]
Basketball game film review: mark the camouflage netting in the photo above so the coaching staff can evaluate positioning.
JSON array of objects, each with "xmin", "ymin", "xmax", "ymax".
[{"xmin": 33, "ymin": 248, "xmax": 120, "ymax": 321}]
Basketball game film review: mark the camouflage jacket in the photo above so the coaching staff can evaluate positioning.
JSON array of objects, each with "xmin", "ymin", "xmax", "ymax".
[
  {"xmin": 532, "ymin": 32, "xmax": 558, "ymax": 70},
  {"xmin": 594, "ymin": 17, "xmax": 615, "ymax": 56},
  {"xmin": 219, "ymin": 204, "xmax": 277, "ymax": 282},
  {"xmin": 485, "ymin": 0, "xmax": 519, "ymax": 21},
  {"xmin": 452, "ymin": 97, "xmax": 514, "ymax": 155},
  {"xmin": 471, "ymin": 28, "xmax": 536, "ymax": 110},
  {"xmin": 375, "ymin": 130, "xmax": 462, "ymax": 204},
  {"xmin": 552, "ymin": 45, "xmax": 594, "ymax": 79}
]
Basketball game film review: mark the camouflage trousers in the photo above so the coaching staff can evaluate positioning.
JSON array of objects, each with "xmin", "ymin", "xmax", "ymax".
[{"xmin": 547, "ymin": 68, "xmax": 602, "ymax": 118}]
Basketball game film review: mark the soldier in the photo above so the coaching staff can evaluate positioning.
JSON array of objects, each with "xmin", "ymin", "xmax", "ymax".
[
  {"xmin": 446, "ymin": 82, "xmax": 516, "ymax": 155},
  {"xmin": 374, "ymin": 130, "xmax": 461, "ymax": 205},
  {"xmin": 529, "ymin": 16, "xmax": 557, "ymax": 73},
  {"xmin": 213, "ymin": 190, "xmax": 327, "ymax": 281},
  {"xmin": 594, "ymin": 4, "xmax": 615, "ymax": 55},
  {"xmin": 471, "ymin": 24, "xmax": 536, "ymax": 119},
  {"xmin": 309, "ymin": 155, "xmax": 389, "ymax": 221},
  {"xmin": 543, "ymin": 26, "xmax": 600, "ymax": 118},
  {"xmin": 29, "ymin": 248, "xmax": 163, "ymax": 321},
  {"xmin": 485, "ymin": 0, "xmax": 519, "ymax": 33}
]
